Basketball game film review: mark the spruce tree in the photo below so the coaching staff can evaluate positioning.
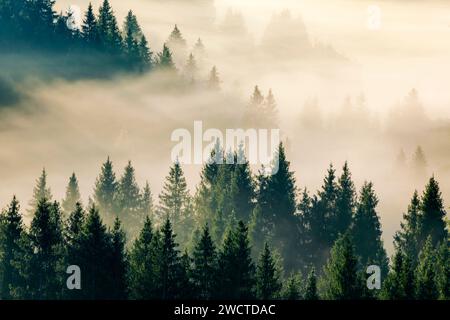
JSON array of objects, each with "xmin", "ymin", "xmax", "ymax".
[
  {"xmin": 322, "ymin": 233, "xmax": 363, "ymax": 300},
  {"xmin": 122, "ymin": 10, "xmax": 142, "ymax": 40},
  {"xmin": 255, "ymin": 243, "xmax": 282, "ymax": 299},
  {"xmin": 28, "ymin": 199, "xmax": 64, "ymax": 299},
  {"xmin": 0, "ymin": 196, "xmax": 25, "ymax": 299},
  {"xmin": 317, "ymin": 164, "xmax": 338, "ymax": 246},
  {"xmin": 128, "ymin": 216, "xmax": 157, "ymax": 299},
  {"xmin": 304, "ymin": 267, "xmax": 319, "ymax": 300},
  {"xmin": 184, "ymin": 53, "xmax": 198, "ymax": 82},
  {"xmin": 140, "ymin": 182, "xmax": 154, "ymax": 218},
  {"xmin": 157, "ymin": 44, "xmax": 176, "ymax": 70},
  {"xmin": 207, "ymin": 66, "xmax": 221, "ymax": 90},
  {"xmin": 382, "ymin": 250, "xmax": 415, "ymax": 300},
  {"xmin": 82, "ymin": 2, "xmax": 98, "ymax": 45},
  {"xmin": 109, "ymin": 217, "xmax": 128, "ymax": 299},
  {"xmin": 77, "ymin": 205, "xmax": 113, "ymax": 299},
  {"xmin": 93, "ymin": 157, "xmax": 117, "ymax": 220},
  {"xmin": 218, "ymin": 221, "xmax": 255, "ymax": 299},
  {"xmin": 191, "ymin": 224, "xmax": 218, "ymax": 299},
  {"xmin": 394, "ymin": 191, "xmax": 421, "ymax": 265},
  {"xmin": 116, "ymin": 161, "xmax": 141, "ymax": 230},
  {"xmin": 416, "ymin": 236, "xmax": 439, "ymax": 299},
  {"xmin": 28, "ymin": 168, "xmax": 52, "ymax": 215},
  {"xmin": 419, "ymin": 176, "xmax": 448, "ymax": 247},
  {"xmin": 158, "ymin": 162, "xmax": 193, "ymax": 245},
  {"xmin": 335, "ymin": 162, "xmax": 356, "ymax": 237},
  {"xmin": 138, "ymin": 35, "xmax": 152, "ymax": 72},
  {"xmin": 351, "ymin": 182, "xmax": 389, "ymax": 276},
  {"xmin": 436, "ymin": 241, "xmax": 449, "ymax": 299},
  {"xmin": 62, "ymin": 173, "xmax": 81, "ymax": 215},
  {"xmin": 281, "ymin": 273, "xmax": 302, "ymax": 300}
]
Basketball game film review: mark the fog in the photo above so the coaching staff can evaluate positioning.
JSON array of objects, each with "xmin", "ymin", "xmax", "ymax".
[{"xmin": 1, "ymin": 0, "xmax": 450, "ymax": 254}]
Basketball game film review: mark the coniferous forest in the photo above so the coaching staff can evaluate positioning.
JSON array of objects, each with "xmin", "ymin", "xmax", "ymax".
[
  {"xmin": 0, "ymin": 0, "xmax": 449, "ymax": 302},
  {"xmin": 0, "ymin": 143, "xmax": 448, "ymax": 300}
]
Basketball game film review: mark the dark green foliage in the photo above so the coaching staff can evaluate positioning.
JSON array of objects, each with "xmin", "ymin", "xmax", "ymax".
[
  {"xmin": 62, "ymin": 173, "xmax": 81, "ymax": 215},
  {"xmin": 321, "ymin": 234, "xmax": 363, "ymax": 300},
  {"xmin": 382, "ymin": 250, "xmax": 415, "ymax": 300},
  {"xmin": 191, "ymin": 224, "xmax": 218, "ymax": 299},
  {"xmin": 109, "ymin": 217, "xmax": 128, "ymax": 299},
  {"xmin": 82, "ymin": 3, "xmax": 98, "ymax": 45},
  {"xmin": 94, "ymin": 157, "xmax": 117, "ymax": 220},
  {"xmin": 128, "ymin": 216, "xmax": 157, "ymax": 299},
  {"xmin": 0, "ymin": 197, "xmax": 25, "ymax": 299},
  {"xmin": 304, "ymin": 267, "xmax": 319, "ymax": 300},
  {"xmin": 419, "ymin": 176, "xmax": 448, "ymax": 247},
  {"xmin": 256, "ymin": 243, "xmax": 282, "ymax": 299},
  {"xmin": 436, "ymin": 241, "xmax": 450, "ymax": 299},
  {"xmin": 415, "ymin": 236, "xmax": 439, "ymax": 300},
  {"xmin": 281, "ymin": 273, "xmax": 302, "ymax": 300},
  {"xmin": 217, "ymin": 221, "xmax": 255, "ymax": 299},
  {"xmin": 335, "ymin": 162, "xmax": 355, "ymax": 237},
  {"xmin": 157, "ymin": 44, "xmax": 176, "ymax": 70},
  {"xmin": 351, "ymin": 182, "xmax": 389, "ymax": 276}
]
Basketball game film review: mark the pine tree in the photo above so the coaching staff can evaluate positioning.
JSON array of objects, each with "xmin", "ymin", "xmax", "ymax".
[
  {"xmin": 322, "ymin": 233, "xmax": 363, "ymax": 300},
  {"xmin": 109, "ymin": 217, "xmax": 128, "ymax": 299},
  {"xmin": 122, "ymin": 10, "xmax": 142, "ymax": 40},
  {"xmin": 419, "ymin": 176, "xmax": 448, "ymax": 247},
  {"xmin": 265, "ymin": 143, "xmax": 297, "ymax": 271},
  {"xmin": 64, "ymin": 202, "xmax": 85, "ymax": 299},
  {"xmin": 230, "ymin": 146, "xmax": 255, "ymax": 223},
  {"xmin": 351, "ymin": 182, "xmax": 389, "ymax": 276},
  {"xmin": 82, "ymin": 2, "xmax": 98, "ymax": 45},
  {"xmin": 167, "ymin": 24, "xmax": 186, "ymax": 48},
  {"xmin": 382, "ymin": 250, "xmax": 415, "ymax": 300},
  {"xmin": 256, "ymin": 243, "xmax": 282, "ymax": 299},
  {"xmin": 436, "ymin": 241, "xmax": 450, "ymax": 299},
  {"xmin": 157, "ymin": 44, "xmax": 176, "ymax": 70},
  {"xmin": 191, "ymin": 224, "xmax": 218, "ymax": 299},
  {"xmin": 394, "ymin": 191, "xmax": 421, "ymax": 265},
  {"xmin": 97, "ymin": 0, "xmax": 122, "ymax": 53},
  {"xmin": 93, "ymin": 157, "xmax": 117, "ymax": 220},
  {"xmin": 116, "ymin": 161, "xmax": 141, "ymax": 230},
  {"xmin": 27, "ymin": 199, "xmax": 64, "ymax": 299},
  {"xmin": 263, "ymin": 89, "xmax": 279, "ymax": 128},
  {"xmin": 416, "ymin": 236, "xmax": 439, "ymax": 299},
  {"xmin": 128, "ymin": 216, "xmax": 157, "ymax": 299},
  {"xmin": 335, "ymin": 162, "xmax": 356, "ymax": 237},
  {"xmin": 0, "ymin": 197, "xmax": 25, "ymax": 299},
  {"xmin": 158, "ymin": 162, "xmax": 192, "ymax": 245},
  {"xmin": 304, "ymin": 267, "xmax": 319, "ymax": 300},
  {"xmin": 184, "ymin": 53, "xmax": 198, "ymax": 82},
  {"xmin": 281, "ymin": 273, "xmax": 302, "ymax": 300},
  {"xmin": 77, "ymin": 205, "xmax": 113, "ymax": 299},
  {"xmin": 28, "ymin": 168, "xmax": 52, "ymax": 215},
  {"xmin": 207, "ymin": 66, "xmax": 221, "ymax": 90},
  {"xmin": 217, "ymin": 221, "xmax": 255, "ymax": 299},
  {"xmin": 317, "ymin": 164, "xmax": 338, "ymax": 246},
  {"xmin": 138, "ymin": 35, "xmax": 152, "ymax": 72},
  {"xmin": 28, "ymin": 0, "xmax": 56, "ymax": 43},
  {"xmin": 62, "ymin": 173, "xmax": 81, "ymax": 215},
  {"xmin": 140, "ymin": 182, "xmax": 154, "ymax": 218},
  {"xmin": 157, "ymin": 219, "xmax": 181, "ymax": 299}
]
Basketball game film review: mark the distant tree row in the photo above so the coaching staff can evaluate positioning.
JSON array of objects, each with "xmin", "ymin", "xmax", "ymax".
[{"xmin": 0, "ymin": 143, "xmax": 448, "ymax": 299}]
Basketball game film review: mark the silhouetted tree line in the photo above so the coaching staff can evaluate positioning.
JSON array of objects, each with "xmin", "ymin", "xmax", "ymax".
[
  {"xmin": 0, "ymin": 0, "xmax": 153, "ymax": 74},
  {"xmin": 0, "ymin": 143, "xmax": 448, "ymax": 300}
]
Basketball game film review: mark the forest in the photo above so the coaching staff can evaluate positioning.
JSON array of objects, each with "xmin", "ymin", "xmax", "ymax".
[
  {"xmin": 0, "ymin": 0, "xmax": 449, "ymax": 301},
  {"xmin": 0, "ymin": 142, "xmax": 448, "ymax": 300}
]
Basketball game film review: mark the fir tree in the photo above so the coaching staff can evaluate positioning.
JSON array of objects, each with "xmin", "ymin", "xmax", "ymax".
[
  {"xmin": 191, "ymin": 224, "xmax": 217, "ymax": 299},
  {"xmin": 93, "ymin": 157, "xmax": 117, "ymax": 219},
  {"xmin": 62, "ymin": 173, "xmax": 81, "ymax": 215},
  {"xmin": 436, "ymin": 241, "xmax": 450, "ymax": 299},
  {"xmin": 256, "ymin": 243, "xmax": 282, "ymax": 299},
  {"xmin": 351, "ymin": 182, "xmax": 389, "ymax": 276},
  {"xmin": 321, "ymin": 234, "xmax": 363, "ymax": 300},
  {"xmin": 419, "ymin": 176, "xmax": 448, "ymax": 247},
  {"xmin": 382, "ymin": 250, "xmax": 415, "ymax": 300},
  {"xmin": 82, "ymin": 2, "xmax": 98, "ymax": 45},
  {"xmin": 122, "ymin": 10, "xmax": 142, "ymax": 40},
  {"xmin": 263, "ymin": 89, "xmax": 279, "ymax": 128},
  {"xmin": 281, "ymin": 273, "xmax": 302, "ymax": 300},
  {"xmin": 218, "ymin": 222, "xmax": 255, "ymax": 299},
  {"xmin": 416, "ymin": 236, "xmax": 439, "ymax": 300},
  {"xmin": 0, "ymin": 197, "xmax": 25, "ymax": 299},
  {"xmin": 109, "ymin": 217, "xmax": 128, "ymax": 299},
  {"xmin": 335, "ymin": 162, "xmax": 356, "ymax": 237},
  {"xmin": 157, "ymin": 44, "xmax": 176, "ymax": 70},
  {"xmin": 140, "ymin": 182, "xmax": 154, "ymax": 218},
  {"xmin": 116, "ymin": 161, "xmax": 141, "ymax": 230},
  {"xmin": 207, "ymin": 66, "xmax": 221, "ymax": 90},
  {"xmin": 304, "ymin": 267, "xmax": 319, "ymax": 300},
  {"xmin": 128, "ymin": 216, "xmax": 157, "ymax": 299},
  {"xmin": 28, "ymin": 168, "xmax": 52, "ymax": 215},
  {"xmin": 184, "ymin": 53, "xmax": 198, "ymax": 82},
  {"xmin": 138, "ymin": 35, "xmax": 152, "ymax": 72}
]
